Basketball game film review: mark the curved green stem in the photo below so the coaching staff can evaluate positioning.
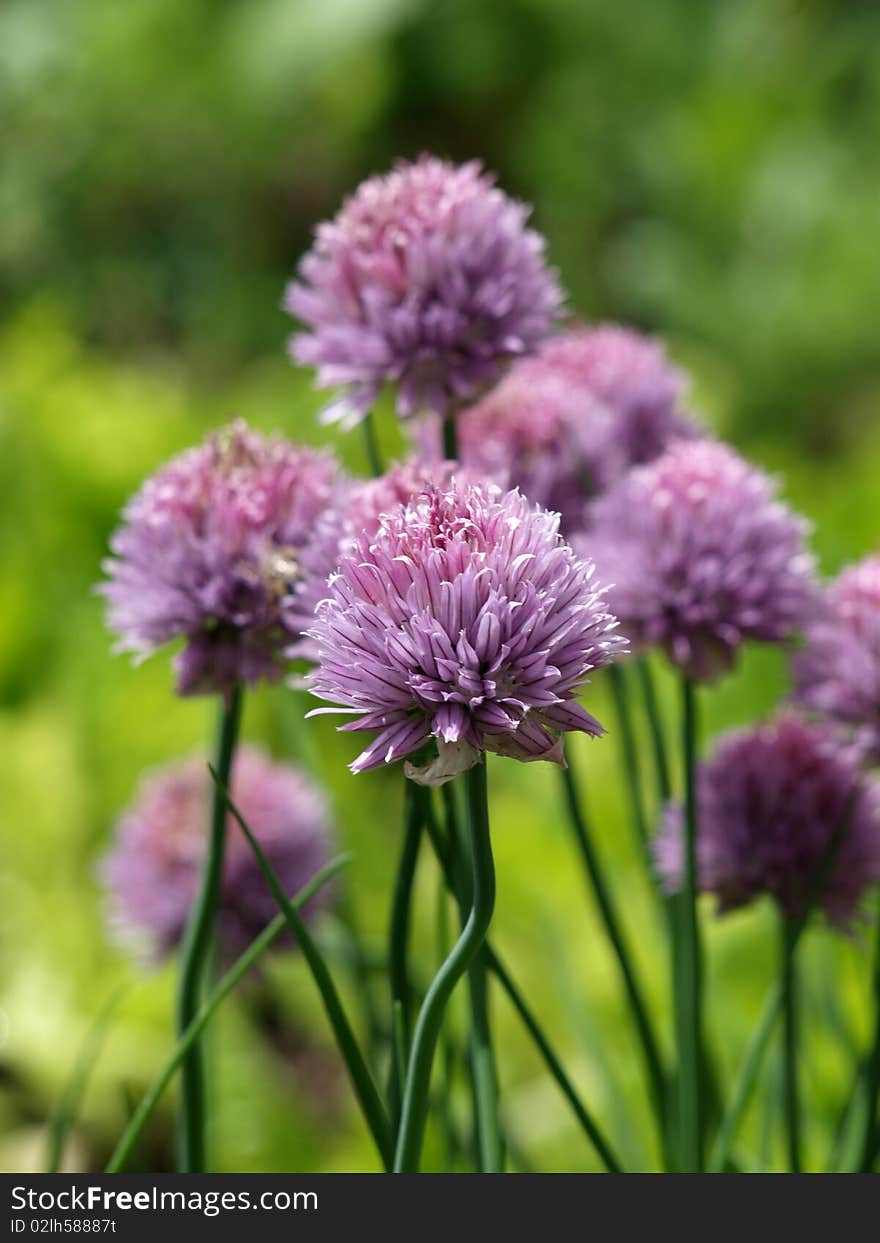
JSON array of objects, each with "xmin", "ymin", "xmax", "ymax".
[
  {"xmin": 394, "ymin": 762, "xmax": 495, "ymax": 1172},
  {"xmin": 106, "ymin": 856, "xmax": 348, "ymax": 1173},
  {"xmin": 559, "ymin": 759, "xmax": 668, "ymax": 1137},
  {"xmin": 176, "ymin": 684, "xmax": 242, "ymax": 1172},
  {"xmin": 387, "ymin": 780, "xmax": 424, "ymax": 1125},
  {"xmin": 440, "ymin": 780, "xmax": 503, "ymax": 1171},
  {"xmin": 422, "ymin": 790, "xmax": 622, "ymax": 1172},
  {"xmin": 213, "ymin": 773, "xmax": 394, "ymax": 1169},
  {"xmin": 435, "ymin": 871, "xmax": 458, "ymax": 1170},
  {"xmin": 467, "ymin": 946, "xmax": 503, "ymax": 1171}
]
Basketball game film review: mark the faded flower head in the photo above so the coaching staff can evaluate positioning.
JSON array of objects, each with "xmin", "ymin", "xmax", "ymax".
[
  {"xmin": 585, "ymin": 439, "xmax": 817, "ymax": 682},
  {"xmin": 454, "ymin": 325, "xmax": 699, "ymax": 534},
  {"xmin": 101, "ymin": 421, "xmax": 340, "ymax": 697},
  {"xmin": 655, "ymin": 715, "xmax": 880, "ymax": 928},
  {"xmin": 285, "ymin": 155, "xmax": 563, "ymax": 427},
  {"xmin": 307, "ymin": 480, "xmax": 626, "ymax": 785},
  {"xmin": 456, "ymin": 354, "xmax": 615, "ymax": 533},
  {"xmin": 792, "ymin": 554, "xmax": 880, "ymax": 763},
  {"xmin": 100, "ymin": 747, "xmax": 334, "ymax": 962},
  {"xmin": 538, "ymin": 325, "xmax": 696, "ymax": 470}
]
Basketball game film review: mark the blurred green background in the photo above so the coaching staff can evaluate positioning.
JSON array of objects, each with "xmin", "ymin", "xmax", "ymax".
[{"xmin": 2, "ymin": 0, "xmax": 879, "ymax": 1173}]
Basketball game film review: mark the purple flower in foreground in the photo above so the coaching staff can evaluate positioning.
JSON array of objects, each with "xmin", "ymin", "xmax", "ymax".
[
  {"xmin": 307, "ymin": 481, "xmax": 626, "ymax": 785},
  {"xmin": 655, "ymin": 715, "xmax": 880, "ymax": 928},
  {"xmin": 453, "ymin": 325, "xmax": 700, "ymax": 535},
  {"xmin": 101, "ymin": 421, "xmax": 341, "ymax": 697},
  {"xmin": 792, "ymin": 554, "xmax": 880, "ymax": 763},
  {"xmin": 585, "ymin": 439, "xmax": 817, "ymax": 682},
  {"xmin": 285, "ymin": 155, "xmax": 563, "ymax": 427},
  {"xmin": 100, "ymin": 747, "xmax": 333, "ymax": 962}
]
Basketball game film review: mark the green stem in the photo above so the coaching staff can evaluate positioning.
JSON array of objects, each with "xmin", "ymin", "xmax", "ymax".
[
  {"xmin": 467, "ymin": 946, "xmax": 503, "ymax": 1171},
  {"xmin": 387, "ymin": 780, "xmax": 424, "ymax": 1126},
  {"xmin": 394, "ymin": 762, "xmax": 496, "ymax": 1172},
  {"xmin": 213, "ymin": 774, "xmax": 394, "ymax": 1169},
  {"xmin": 559, "ymin": 759, "xmax": 668, "ymax": 1137},
  {"xmin": 442, "ymin": 780, "xmax": 503, "ymax": 1171},
  {"xmin": 709, "ymin": 799, "xmax": 858, "ymax": 1174},
  {"xmin": 486, "ymin": 948, "xmax": 622, "ymax": 1172},
  {"xmin": 674, "ymin": 676, "xmax": 703, "ymax": 1171},
  {"xmin": 105, "ymin": 856, "xmax": 348, "ymax": 1174},
  {"xmin": 707, "ymin": 985, "xmax": 782, "ymax": 1173},
  {"xmin": 635, "ymin": 658, "xmax": 672, "ymax": 804},
  {"xmin": 362, "ymin": 412, "xmax": 383, "ymax": 477},
  {"xmin": 435, "ymin": 871, "xmax": 458, "ymax": 1170},
  {"xmin": 608, "ymin": 665, "xmax": 651, "ymax": 870},
  {"xmin": 857, "ymin": 912, "xmax": 880, "ymax": 1171},
  {"xmin": 175, "ymin": 684, "xmax": 242, "ymax": 1172},
  {"xmin": 336, "ymin": 900, "xmax": 386, "ymax": 1072},
  {"xmin": 781, "ymin": 916, "xmax": 801, "ymax": 1172},
  {"xmin": 422, "ymin": 792, "xmax": 622, "ymax": 1172}
]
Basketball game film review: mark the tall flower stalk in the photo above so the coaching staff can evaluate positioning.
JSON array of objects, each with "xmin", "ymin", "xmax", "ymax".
[
  {"xmin": 394, "ymin": 762, "xmax": 496, "ymax": 1171},
  {"xmin": 442, "ymin": 780, "xmax": 503, "ymax": 1171},
  {"xmin": 559, "ymin": 753, "xmax": 668, "ymax": 1144},
  {"xmin": 387, "ymin": 781, "xmax": 424, "ymax": 1126},
  {"xmin": 673, "ymin": 677, "xmax": 703, "ymax": 1171},
  {"xmin": 175, "ymin": 685, "xmax": 242, "ymax": 1170}
]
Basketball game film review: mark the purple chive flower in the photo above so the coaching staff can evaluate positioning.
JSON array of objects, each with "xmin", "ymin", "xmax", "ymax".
[
  {"xmin": 452, "ymin": 324, "xmax": 700, "ymax": 534},
  {"xmin": 655, "ymin": 715, "xmax": 880, "ymax": 928},
  {"xmin": 455, "ymin": 353, "xmax": 616, "ymax": 533},
  {"xmin": 792, "ymin": 554, "xmax": 880, "ymax": 762},
  {"xmin": 100, "ymin": 746, "xmax": 334, "ymax": 962},
  {"xmin": 101, "ymin": 420, "xmax": 341, "ymax": 697},
  {"xmin": 307, "ymin": 480, "xmax": 626, "ymax": 785},
  {"xmin": 585, "ymin": 439, "xmax": 817, "ymax": 682},
  {"xmin": 538, "ymin": 324, "xmax": 698, "ymax": 470},
  {"xmin": 285, "ymin": 155, "xmax": 563, "ymax": 427}
]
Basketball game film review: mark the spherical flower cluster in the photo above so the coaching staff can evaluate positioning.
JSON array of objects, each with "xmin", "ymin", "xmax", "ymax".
[
  {"xmin": 456, "ymin": 353, "xmax": 616, "ymax": 533},
  {"xmin": 285, "ymin": 155, "xmax": 563, "ymax": 427},
  {"xmin": 307, "ymin": 480, "xmax": 627, "ymax": 785},
  {"xmin": 100, "ymin": 747, "xmax": 334, "ymax": 962},
  {"xmin": 654, "ymin": 715, "xmax": 880, "ymax": 928},
  {"xmin": 584, "ymin": 439, "xmax": 817, "ymax": 681},
  {"xmin": 454, "ymin": 325, "xmax": 699, "ymax": 534},
  {"xmin": 539, "ymin": 325, "xmax": 696, "ymax": 470},
  {"xmin": 791, "ymin": 554, "xmax": 880, "ymax": 763},
  {"xmin": 101, "ymin": 421, "xmax": 340, "ymax": 697}
]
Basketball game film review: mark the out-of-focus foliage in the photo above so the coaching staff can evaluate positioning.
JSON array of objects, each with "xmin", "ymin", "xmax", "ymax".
[{"xmin": 1, "ymin": 0, "xmax": 879, "ymax": 1173}]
